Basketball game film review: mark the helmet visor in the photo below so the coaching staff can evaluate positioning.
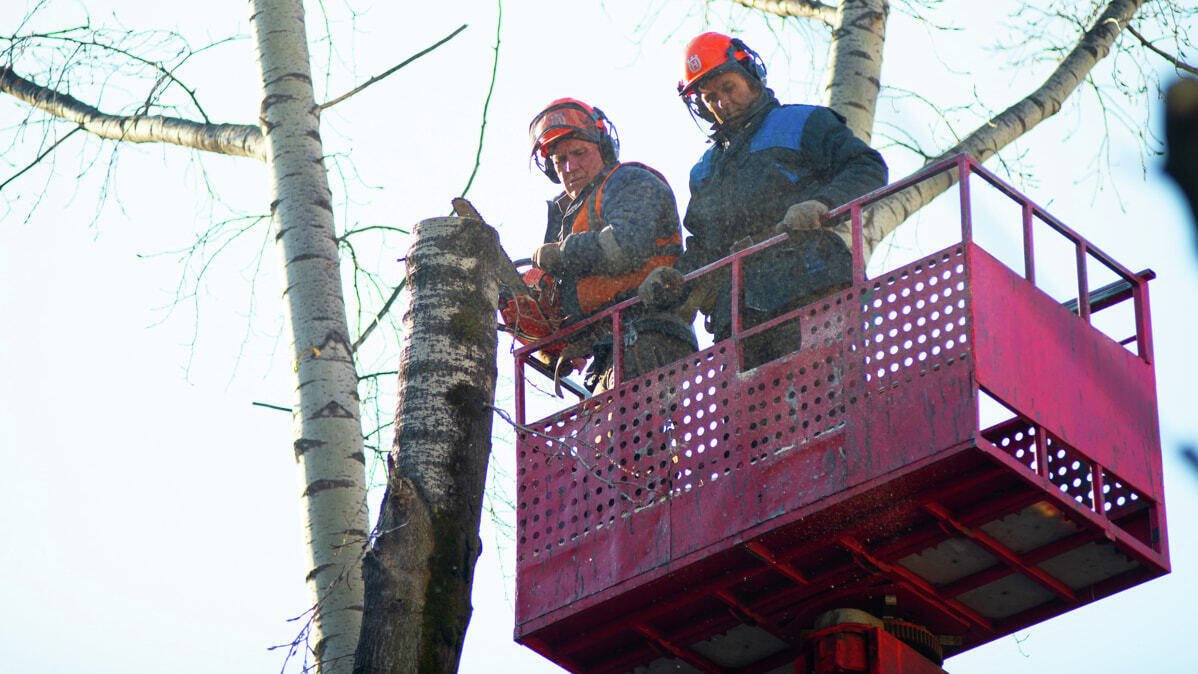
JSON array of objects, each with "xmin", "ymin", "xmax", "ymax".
[{"xmin": 529, "ymin": 102, "xmax": 601, "ymax": 157}]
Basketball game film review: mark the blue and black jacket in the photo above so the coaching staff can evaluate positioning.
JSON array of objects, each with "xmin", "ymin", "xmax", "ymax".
[{"xmin": 679, "ymin": 90, "xmax": 888, "ymax": 335}]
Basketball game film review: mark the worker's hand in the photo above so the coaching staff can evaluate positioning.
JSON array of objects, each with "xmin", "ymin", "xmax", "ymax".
[
  {"xmin": 773, "ymin": 200, "xmax": 829, "ymax": 236},
  {"xmin": 532, "ymin": 242, "xmax": 564, "ymax": 273},
  {"xmin": 637, "ymin": 266, "xmax": 685, "ymax": 310},
  {"xmin": 554, "ymin": 355, "xmax": 576, "ymax": 379}
]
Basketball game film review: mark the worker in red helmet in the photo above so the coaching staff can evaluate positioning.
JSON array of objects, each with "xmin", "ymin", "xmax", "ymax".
[
  {"xmin": 640, "ymin": 32, "xmax": 888, "ymax": 368},
  {"xmin": 527, "ymin": 98, "xmax": 697, "ymax": 392}
]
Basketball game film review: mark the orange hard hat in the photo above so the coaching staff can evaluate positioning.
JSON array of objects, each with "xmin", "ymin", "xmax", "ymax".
[
  {"xmin": 678, "ymin": 32, "xmax": 767, "ymax": 123},
  {"xmin": 528, "ymin": 98, "xmax": 619, "ymax": 182}
]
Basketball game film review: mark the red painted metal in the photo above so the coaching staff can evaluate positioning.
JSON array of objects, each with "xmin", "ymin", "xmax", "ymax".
[
  {"xmin": 511, "ymin": 155, "xmax": 1169, "ymax": 673},
  {"xmin": 801, "ymin": 624, "xmax": 949, "ymax": 674}
]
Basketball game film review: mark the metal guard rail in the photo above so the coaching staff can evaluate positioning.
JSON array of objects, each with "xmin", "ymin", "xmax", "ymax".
[{"xmin": 513, "ymin": 153, "xmax": 1154, "ymax": 420}]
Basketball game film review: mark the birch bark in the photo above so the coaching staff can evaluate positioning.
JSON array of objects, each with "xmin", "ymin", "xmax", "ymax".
[
  {"xmin": 0, "ymin": 68, "xmax": 264, "ymax": 159},
  {"xmin": 355, "ymin": 217, "xmax": 501, "ymax": 674},
  {"xmin": 251, "ymin": 1, "xmax": 367, "ymax": 671},
  {"xmin": 727, "ymin": 0, "xmax": 838, "ymax": 25},
  {"xmin": 822, "ymin": 0, "xmax": 887, "ymax": 143}
]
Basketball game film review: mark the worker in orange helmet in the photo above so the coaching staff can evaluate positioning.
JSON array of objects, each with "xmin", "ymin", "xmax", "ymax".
[
  {"xmin": 640, "ymin": 32, "xmax": 888, "ymax": 368},
  {"xmin": 527, "ymin": 98, "xmax": 697, "ymax": 392}
]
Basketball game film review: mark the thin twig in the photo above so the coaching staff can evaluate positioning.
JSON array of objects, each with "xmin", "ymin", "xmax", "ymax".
[
  {"xmin": 724, "ymin": 0, "xmax": 838, "ymax": 27},
  {"xmin": 317, "ymin": 24, "xmax": 468, "ymax": 112},
  {"xmin": 2, "ymin": 25, "xmax": 90, "ymax": 40},
  {"xmin": 252, "ymin": 401, "xmax": 292, "ymax": 412},
  {"xmin": 358, "ymin": 370, "xmax": 398, "ymax": 382},
  {"xmin": 0, "ymin": 123, "xmax": 81, "ymax": 191},
  {"xmin": 459, "ymin": 2, "xmax": 501, "ymax": 198},
  {"xmin": 1125, "ymin": 24, "xmax": 1198, "ymax": 75},
  {"xmin": 336, "ymin": 224, "xmax": 409, "ymax": 240},
  {"xmin": 14, "ymin": 33, "xmax": 216, "ymax": 122},
  {"xmin": 486, "ymin": 403, "xmax": 662, "ymax": 507},
  {"xmin": 270, "ymin": 517, "xmax": 388, "ymax": 672},
  {"xmin": 350, "ymin": 278, "xmax": 406, "ymax": 353}
]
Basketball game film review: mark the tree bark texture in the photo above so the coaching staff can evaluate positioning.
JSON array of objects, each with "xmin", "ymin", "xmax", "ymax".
[
  {"xmin": 823, "ymin": 0, "xmax": 888, "ymax": 143},
  {"xmin": 839, "ymin": 0, "xmax": 1144, "ymax": 260},
  {"xmin": 727, "ymin": 0, "xmax": 838, "ymax": 26},
  {"xmin": 355, "ymin": 217, "xmax": 501, "ymax": 674},
  {"xmin": 0, "ymin": 67, "xmax": 265, "ymax": 160},
  {"xmin": 251, "ymin": 1, "xmax": 368, "ymax": 672}
]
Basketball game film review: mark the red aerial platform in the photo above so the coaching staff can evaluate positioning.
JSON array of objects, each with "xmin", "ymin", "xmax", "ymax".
[{"xmin": 510, "ymin": 155, "xmax": 1169, "ymax": 673}]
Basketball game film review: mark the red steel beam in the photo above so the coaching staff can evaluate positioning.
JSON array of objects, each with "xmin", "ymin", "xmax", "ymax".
[
  {"xmin": 633, "ymin": 622, "xmax": 724, "ymax": 673},
  {"xmin": 546, "ymin": 462, "xmax": 1026, "ymax": 661},
  {"xmin": 937, "ymin": 528, "xmax": 1098, "ymax": 598},
  {"xmin": 746, "ymin": 541, "xmax": 811, "ymax": 585},
  {"xmin": 714, "ymin": 588, "xmax": 779, "ymax": 630},
  {"xmin": 869, "ymin": 488, "xmax": 1043, "ymax": 564},
  {"xmin": 839, "ymin": 535, "xmax": 994, "ymax": 632},
  {"xmin": 923, "ymin": 502, "xmax": 1078, "ymax": 603}
]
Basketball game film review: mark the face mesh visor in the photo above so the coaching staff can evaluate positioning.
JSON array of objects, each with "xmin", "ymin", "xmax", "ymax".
[{"xmin": 529, "ymin": 103, "xmax": 599, "ymax": 157}]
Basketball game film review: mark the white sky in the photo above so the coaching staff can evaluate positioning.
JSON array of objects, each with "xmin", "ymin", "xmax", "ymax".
[{"xmin": 1, "ymin": 1, "xmax": 1196, "ymax": 672}]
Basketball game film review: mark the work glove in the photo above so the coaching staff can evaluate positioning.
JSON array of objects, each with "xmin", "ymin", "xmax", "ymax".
[
  {"xmin": 637, "ymin": 266, "xmax": 686, "ymax": 310},
  {"xmin": 773, "ymin": 199, "xmax": 830, "ymax": 237},
  {"xmin": 532, "ymin": 242, "xmax": 564, "ymax": 273}
]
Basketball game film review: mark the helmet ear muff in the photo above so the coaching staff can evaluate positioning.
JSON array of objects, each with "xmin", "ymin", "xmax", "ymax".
[
  {"xmin": 531, "ymin": 100, "xmax": 619, "ymax": 184},
  {"xmin": 590, "ymin": 106, "xmax": 620, "ymax": 164},
  {"xmin": 729, "ymin": 38, "xmax": 766, "ymax": 85}
]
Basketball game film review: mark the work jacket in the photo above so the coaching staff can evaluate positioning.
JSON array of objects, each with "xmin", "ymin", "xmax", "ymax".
[
  {"xmin": 679, "ymin": 90, "xmax": 888, "ymax": 334},
  {"xmin": 545, "ymin": 162, "xmax": 684, "ymax": 318}
]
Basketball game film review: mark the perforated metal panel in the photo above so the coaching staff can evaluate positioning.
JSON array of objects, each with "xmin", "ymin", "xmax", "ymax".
[
  {"xmin": 517, "ymin": 345, "xmax": 734, "ymax": 563},
  {"xmin": 858, "ymin": 248, "xmax": 970, "ymax": 390}
]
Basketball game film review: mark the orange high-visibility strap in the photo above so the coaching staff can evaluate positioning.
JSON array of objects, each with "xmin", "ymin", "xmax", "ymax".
[{"xmin": 570, "ymin": 163, "xmax": 682, "ymax": 314}]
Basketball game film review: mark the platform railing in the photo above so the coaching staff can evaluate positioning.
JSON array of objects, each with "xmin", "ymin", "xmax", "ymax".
[{"xmin": 513, "ymin": 153, "xmax": 1154, "ymax": 425}]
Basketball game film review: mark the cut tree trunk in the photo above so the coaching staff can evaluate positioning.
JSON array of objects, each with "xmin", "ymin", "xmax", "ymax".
[{"xmin": 355, "ymin": 216, "xmax": 502, "ymax": 674}]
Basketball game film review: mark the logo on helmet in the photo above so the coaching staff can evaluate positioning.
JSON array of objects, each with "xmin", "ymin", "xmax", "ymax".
[
  {"xmin": 687, "ymin": 55, "xmax": 702, "ymax": 74},
  {"xmin": 547, "ymin": 112, "xmax": 566, "ymax": 126}
]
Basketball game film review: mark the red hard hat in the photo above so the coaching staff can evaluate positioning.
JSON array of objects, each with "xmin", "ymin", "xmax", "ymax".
[
  {"xmin": 677, "ymin": 32, "xmax": 767, "ymax": 125},
  {"xmin": 528, "ymin": 98, "xmax": 619, "ymax": 183},
  {"xmin": 679, "ymin": 32, "xmax": 743, "ymax": 95}
]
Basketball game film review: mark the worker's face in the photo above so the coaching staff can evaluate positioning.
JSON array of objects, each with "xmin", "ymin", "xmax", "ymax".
[
  {"xmin": 549, "ymin": 137, "xmax": 605, "ymax": 199},
  {"xmin": 698, "ymin": 71, "xmax": 759, "ymax": 126}
]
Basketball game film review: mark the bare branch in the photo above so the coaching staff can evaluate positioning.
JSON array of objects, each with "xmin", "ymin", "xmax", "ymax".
[
  {"xmin": 252, "ymin": 401, "xmax": 292, "ymax": 412},
  {"xmin": 317, "ymin": 24, "xmax": 468, "ymax": 112},
  {"xmin": 1126, "ymin": 24, "xmax": 1198, "ymax": 75},
  {"xmin": 337, "ymin": 224, "xmax": 409, "ymax": 240},
  {"xmin": 0, "ymin": 124, "xmax": 81, "ymax": 191},
  {"xmin": 358, "ymin": 370, "xmax": 398, "ymax": 383},
  {"xmin": 5, "ymin": 31, "xmax": 217, "ymax": 122},
  {"xmin": 724, "ymin": 0, "xmax": 838, "ymax": 26},
  {"xmin": 350, "ymin": 277, "xmax": 407, "ymax": 354},
  {"xmin": 459, "ymin": 3, "xmax": 501, "ymax": 198},
  {"xmin": 0, "ymin": 67, "xmax": 265, "ymax": 160}
]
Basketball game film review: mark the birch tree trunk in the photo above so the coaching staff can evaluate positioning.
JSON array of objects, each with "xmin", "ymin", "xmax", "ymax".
[
  {"xmin": 251, "ymin": 1, "xmax": 368, "ymax": 671},
  {"xmin": 822, "ymin": 0, "xmax": 887, "ymax": 143},
  {"xmin": 354, "ymin": 217, "xmax": 502, "ymax": 674}
]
